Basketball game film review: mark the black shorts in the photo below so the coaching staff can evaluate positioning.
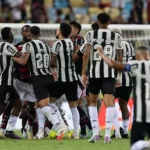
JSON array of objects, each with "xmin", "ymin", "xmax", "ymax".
[
  {"xmin": 130, "ymin": 121, "xmax": 150, "ymax": 145},
  {"xmin": 115, "ymin": 86, "xmax": 132, "ymax": 101},
  {"xmin": 88, "ymin": 78, "xmax": 116, "ymax": 96},
  {"xmin": 32, "ymin": 75, "xmax": 55, "ymax": 102},
  {"xmin": 51, "ymin": 81, "xmax": 78, "ymax": 102},
  {"xmin": 0, "ymin": 85, "xmax": 19, "ymax": 105}
]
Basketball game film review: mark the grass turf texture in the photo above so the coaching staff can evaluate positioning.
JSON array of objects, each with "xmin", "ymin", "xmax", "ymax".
[{"xmin": 0, "ymin": 130, "xmax": 130, "ymax": 150}]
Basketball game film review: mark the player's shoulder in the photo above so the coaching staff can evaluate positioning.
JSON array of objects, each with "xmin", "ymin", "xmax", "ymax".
[{"xmin": 128, "ymin": 60, "xmax": 138, "ymax": 65}]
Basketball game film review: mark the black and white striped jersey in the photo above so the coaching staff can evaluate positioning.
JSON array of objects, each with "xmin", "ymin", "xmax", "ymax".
[
  {"xmin": 22, "ymin": 40, "xmax": 51, "ymax": 77},
  {"xmin": 120, "ymin": 41, "xmax": 136, "ymax": 87},
  {"xmin": 126, "ymin": 60, "xmax": 150, "ymax": 123},
  {"xmin": 52, "ymin": 38, "xmax": 77, "ymax": 82},
  {"xmin": 0, "ymin": 42, "xmax": 18, "ymax": 85},
  {"xmin": 84, "ymin": 29, "xmax": 123, "ymax": 78}
]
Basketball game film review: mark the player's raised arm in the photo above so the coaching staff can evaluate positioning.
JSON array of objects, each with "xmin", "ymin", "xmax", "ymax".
[{"xmin": 96, "ymin": 45, "xmax": 127, "ymax": 71}]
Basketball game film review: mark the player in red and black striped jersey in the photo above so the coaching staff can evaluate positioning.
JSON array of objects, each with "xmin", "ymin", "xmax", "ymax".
[{"xmin": 70, "ymin": 21, "xmax": 92, "ymax": 139}]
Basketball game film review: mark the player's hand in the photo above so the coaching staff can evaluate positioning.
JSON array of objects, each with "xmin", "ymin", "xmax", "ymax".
[
  {"xmin": 82, "ymin": 74, "xmax": 88, "ymax": 87},
  {"xmin": 94, "ymin": 45, "xmax": 103, "ymax": 54}
]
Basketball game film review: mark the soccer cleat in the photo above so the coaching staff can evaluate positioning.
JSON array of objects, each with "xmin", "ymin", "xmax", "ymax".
[
  {"xmin": 104, "ymin": 136, "xmax": 111, "ymax": 143},
  {"xmin": 34, "ymin": 132, "xmax": 44, "ymax": 140},
  {"xmin": 121, "ymin": 134, "xmax": 129, "ymax": 139},
  {"xmin": 0, "ymin": 130, "xmax": 5, "ymax": 139},
  {"xmin": 111, "ymin": 127, "xmax": 124, "ymax": 139},
  {"xmin": 84, "ymin": 130, "xmax": 93, "ymax": 139},
  {"xmin": 27, "ymin": 130, "xmax": 33, "ymax": 139},
  {"xmin": 71, "ymin": 131, "xmax": 80, "ymax": 140},
  {"xmin": 57, "ymin": 127, "xmax": 66, "ymax": 140},
  {"xmin": 67, "ymin": 130, "xmax": 74, "ymax": 139},
  {"xmin": 115, "ymin": 133, "xmax": 122, "ymax": 139},
  {"xmin": 21, "ymin": 128, "xmax": 28, "ymax": 139},
  {"xmin": 88, "ymin": 135, "xmax": 100, "ymax": 143},
  {"xmin": 5, "ymin": 131, "xmax": 22, "ymax": 139},
  {"xmin": 80, "ymin": 134, "xmax": 86, "ymax": 139}
]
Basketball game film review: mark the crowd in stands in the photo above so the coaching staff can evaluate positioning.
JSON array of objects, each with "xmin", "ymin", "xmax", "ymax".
[{"xmin": 0, "ymin": 0, "xmax": 149, "ymax": 24}]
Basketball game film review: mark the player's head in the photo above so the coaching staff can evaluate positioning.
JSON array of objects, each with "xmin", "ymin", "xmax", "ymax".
[
  {"xmin": 56, "ymin": 22, "xmax": 71, "ymax": 39},
  {"xmin": 136, "ymin": 46, "xmax": 149, "ymax": 60},
  {"xmin": 97, "ymin": 13, "xmax": 110, "ymax": 27},
  {"xmin": 91, "ymin": 22, "xmax": 99, "ymax": 30},
  {"xmin": 1, "ymin": 27, "xmax": 14, "ymax": 43},
  {"xmin": 29, "ymin": 26, "xmax": 40, "ymax": 39},
  {"xmin": 109, "ymin": 27, "xmax": 122, "ymax": 36},
  {"xmin": 69, "ymin": 21, "xmax": 81, "ymax": 37},
  {"xmin": 21, "ymin": 25, "xmax": 31, "ymax": 42}
]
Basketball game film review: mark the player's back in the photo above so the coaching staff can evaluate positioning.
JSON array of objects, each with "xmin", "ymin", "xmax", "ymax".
[
  {"xmin": 129, "ymin": 60, "xmax": 150, "ymax": 123},
  {"xmin": 26, "ymin": 39, "xmax": 51, "ymax": 77},
  {"xmin": 85, "ymin": 29, "xmax": 122, "ymax": 78},
  {"xmin": 54, "ymin": 38, "xmax": 77, "ymax": 82},
  {"xmin": 0, "ymin": 42, "xmax": 18, "ymax": 85}
]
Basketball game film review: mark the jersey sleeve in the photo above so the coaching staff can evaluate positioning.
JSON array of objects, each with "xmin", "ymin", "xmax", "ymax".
[
  {"xmin": 5, "ymin": 44, "xmax": 18, "ymax": 56},
  {"xmin": 52, "ymin": 41, "xmax": 61, "ymax": 55},
  {"xmin": 124, "ymin": 60, "xmax": 138, "ymax": 74},
  {"xmin": 84, "ymin": 31, "xmax": 92, "ymax": 45},
  {"xmin": 116, "ymin": 34, "xmax": 123, "ymax": 50},
  {"xmin": 77, "ymin": 42, "xmax": 86, "ymax": 57},
  {"xmin": 22, "ymin": 42, "xmax": 31, "ymax": 53}
]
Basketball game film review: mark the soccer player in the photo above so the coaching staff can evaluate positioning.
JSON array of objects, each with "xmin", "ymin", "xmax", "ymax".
[
  {"xmin": 110, "ymin": 28, "xmax": 136, "ymax": 138},
  {"xmin": 70, "ymin": 21, "xmax": 92, "ymax": 138},
  {"xmin": 14, "ymin": 25, "xmax": 38, "ymax": 139},
  {"xmin": 80, "ymin": 13, "xmax": 123, "ymax": 143},
  {"xmin": 0, "ymin": 27, "xmax": 22, "ymax": 139},
  {"xmin": 13, "ymin": 26, "xmax": 66, "ymax": 140},
  {"xmin": 50, "ymin": 22, "xmax": 80, "ymax": 139},
  {"xmin": 97, "ymin": 45, "xmax": 150, "ymax": 150}
]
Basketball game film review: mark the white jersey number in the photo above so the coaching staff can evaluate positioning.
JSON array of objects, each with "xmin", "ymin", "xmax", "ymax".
[{"xmin": 36, "ymin": 53, "xmax": 50, "ymax": 69}]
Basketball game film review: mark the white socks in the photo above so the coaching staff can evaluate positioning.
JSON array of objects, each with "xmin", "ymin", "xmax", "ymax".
[
  {"xmin": 6, "ymin": 115, "xmax": 18, "ymax": 131},
  {"xmin": 122, "ymin": 119, "xmax": 129, "ymax": 134},
  {"xmin": 88, "ymin": 106, "xmax": 99, "ymax": 136},
  {"xmin": 36, "ymin": 108, "xmax": 45, "ymax": 133},
  {"xmin": 49, "ymin": 103, "xmax": 66, "ymax": 127},
  {"xmin": 40, "ymin": 106, "xmax": 59, "ymax": 125},
  {"xmin": 70, "ymin": 107, "xmax": 79, "ymax": 134},
  {"xmin": 113, "ymin": 107, "xmax": 120, "ymax": 135},
  {"xmin": 131, "ymin": 140, "xmax": 149, "ymax": 150},
  {"xmin": 105, "ymin": 107, "xmax": 114, "ymax": 137}
]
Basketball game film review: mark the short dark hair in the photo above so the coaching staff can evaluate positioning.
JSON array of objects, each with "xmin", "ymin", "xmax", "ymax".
[
  {"xmin": 21, "ymin": 25, "xmax": 30, "ymax": 31},
  {"xmin": 91, "ymin": 22, "xmax": 99, "ymax": 30},
  {"xmin": 97, "ymin": 13, "xmax": 110, "ymax": 24},
  {"xmin": 70, "ymin": 21, "xmax": 81, "ymax": 34},
  {"xmin": 30, "ymin": 26, "xmax": 40, "ymax": 36},
  {"xmin": 1, "ymin": 27, "xmax": 11, "ymax": 40},
  {"xmin": 60, "ymin": 23, "xmax": 71, "ymax": 38},
  {"xmin": 137, "ymin": 46, "xmax": 148, "ymax": 51}
]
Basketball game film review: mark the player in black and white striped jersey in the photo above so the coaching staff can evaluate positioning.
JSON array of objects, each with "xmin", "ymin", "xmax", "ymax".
[
  {"xmin": 50, "ymin": 23, "xmax": 80, "ymax": 139},
  {"xmin": 97, "ymin": 46, "xmax": 150, "ymax": 150},
  {"xmin": 13, "ymin": 26, "xmax": 67, "ymax": 140},
  {"xmin": 80, "ymin": 13, "xmax": 123, "ymax": 143},
  {"xmin": 0, "ymin": 27, "xmax": 22, "ymax": 139},
  {"xmin": 110, "ymin": 28, "xmax": 136, "ymax": 139}
]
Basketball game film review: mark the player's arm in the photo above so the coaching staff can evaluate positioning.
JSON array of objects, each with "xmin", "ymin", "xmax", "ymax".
[
  {"xmin": 96, "ymin": 45, "xmax": 129, "ymax": 71},
  {"xmin": 50, "ymin": 41, "xmax": 60, "ymax": 68},
  {"xmin": 72, "ymin": 43, "xmax": 85, "ymax": 61},
  {"xmin": 13, "ymin": 43, "xmax": 30, "ymax": 65}
]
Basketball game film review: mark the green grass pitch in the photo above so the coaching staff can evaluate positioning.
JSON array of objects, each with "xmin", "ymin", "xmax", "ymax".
[{"xmin": 0, "ymin": 130, "xmax": 130, "ymax": 150}]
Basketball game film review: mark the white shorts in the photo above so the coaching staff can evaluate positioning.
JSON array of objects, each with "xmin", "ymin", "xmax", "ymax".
[
  {"xmin": 77, "ymin": 74, "xmax": 86, "ymax": 99},
  {"xmin": 14, "ymin": 79, "xmax": 37, "ymax": 102}
]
